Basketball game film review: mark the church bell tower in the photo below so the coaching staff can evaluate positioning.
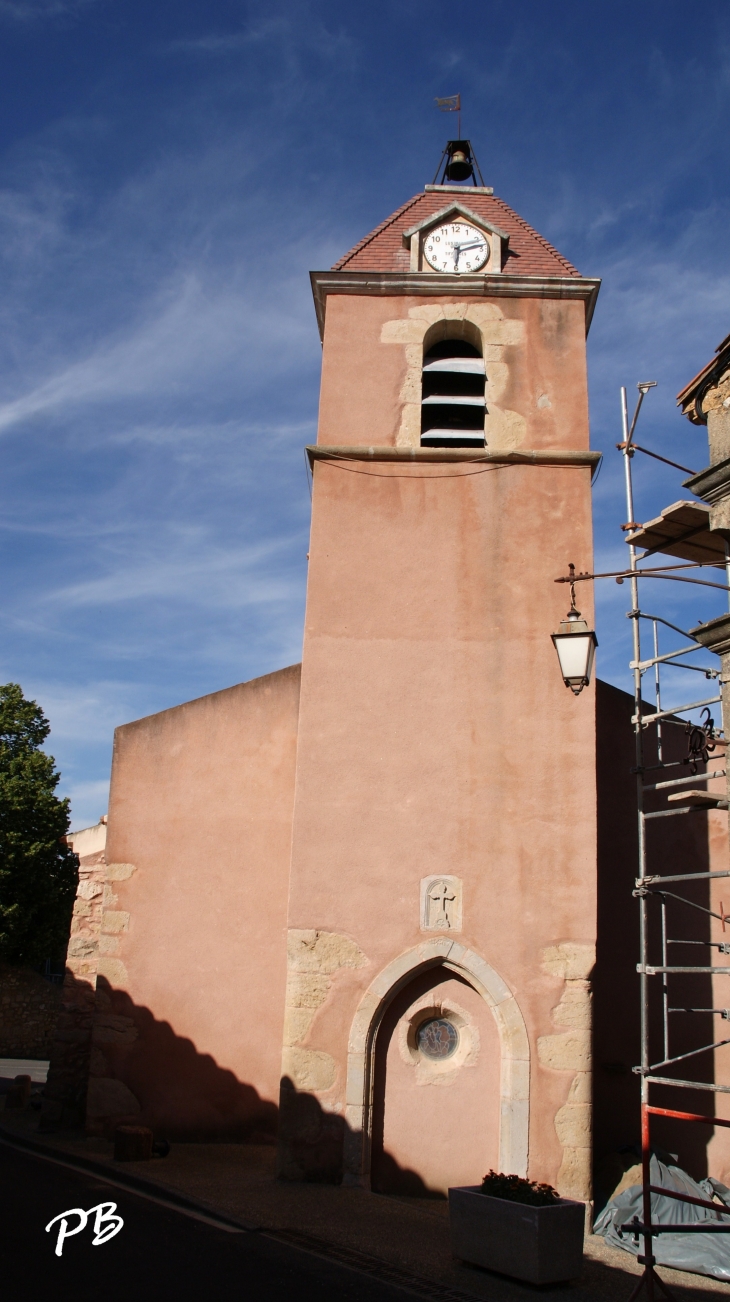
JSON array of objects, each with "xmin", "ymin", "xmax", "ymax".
[{"xmin": 278, "ymin": 148, "xmax": 602, "ymax": 1200}]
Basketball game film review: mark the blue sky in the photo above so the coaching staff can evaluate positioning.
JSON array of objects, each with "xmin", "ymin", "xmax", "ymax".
[{"xmin": 1, "ymin": 0, "xmax": 729, "ymax": 828}]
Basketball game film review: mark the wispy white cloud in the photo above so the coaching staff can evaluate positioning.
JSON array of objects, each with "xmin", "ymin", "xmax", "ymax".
[
  {"xmin": 0, "ymin": 268, "xmax": 317, "ymax": 431},
  {"xmin": 0, "ymin": 0, "xmax": 97, "ymax": 22},
  {"xmin": 46, "ymin": 532, "xmax": 303, "ymax": 610},
  {"xmin": 103, "ymin": 417, "xmax": 316, "ymax": 449},
  {"xmin": 169, "ymin": 19, "xmax": 291, "ymax": 56},
  {"xmin": 0, "ymin": 181, "xmax": 70, "ymax": 261},
  {"xmin": 65, "ymin": 780, "xmax": 109, "ymax": 830},
  {"xmin": 32, "ymin": 678, "xmax": 136, "ymax": 743}
]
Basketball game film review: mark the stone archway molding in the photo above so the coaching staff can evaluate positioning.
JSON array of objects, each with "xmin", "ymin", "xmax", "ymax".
[{"xmin": 343, "ymin": 937, "xmax": 529, "ymax": 1183}]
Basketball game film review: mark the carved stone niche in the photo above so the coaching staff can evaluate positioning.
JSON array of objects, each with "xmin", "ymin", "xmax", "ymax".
[{"xmin": 420, "ymin": 876, "xmax": 463, "ymax": 933}]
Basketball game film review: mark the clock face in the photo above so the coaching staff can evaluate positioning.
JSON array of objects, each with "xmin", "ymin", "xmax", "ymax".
[{"xmin": 423, "ymin": 221, "xmax": 489, "ymax": 274}]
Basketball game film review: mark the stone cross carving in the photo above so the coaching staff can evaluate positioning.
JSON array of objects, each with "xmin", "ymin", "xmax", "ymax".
[
  {"xmin": 420, "ymin": 876, "xmax": 462, "ymax": 932},
  {"xmin": 427, "ymin": 880, "xmax": 456, "ymax": 929}
]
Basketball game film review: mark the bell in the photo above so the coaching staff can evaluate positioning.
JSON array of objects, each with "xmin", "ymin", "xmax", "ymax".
[{"xmin": 445, "ymin": 148, "xmax": 473, "ymax": 182}]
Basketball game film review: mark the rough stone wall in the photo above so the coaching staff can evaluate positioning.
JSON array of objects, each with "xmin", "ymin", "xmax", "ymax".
[
  {"xmin": 85, "ymin": 860, "xmax": 143, "ymax": 1135},
  {"xmin": 278, "ymin": 929, "xmax": 367, "ymax": 1181},
  {"xmin": 41, "ymin": 851, "xmax": 147, "ymax": 1132},
  {"xmin": 690, "ymin": 366, "xmax": 730, "ymax": 1182},
  {"xmin": 281, "ymin": 929, "xmax": 367, "ymax": 1094},
  {"xmin": 0, "ymin": 964, "xmax": 62, "ymax": 1059},
  {"xmin": 41, "ymin": 849, "xmax": 107, "ymax": 1128},
  {"xmin": 704, "ymin": 368, "xmax": 730, "ymax": 465},
  {"xmin": 537, "ymin": 942, "xmax": 594, "ymax": 1202}
]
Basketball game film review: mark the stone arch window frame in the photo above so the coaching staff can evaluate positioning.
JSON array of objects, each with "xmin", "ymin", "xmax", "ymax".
[
  {"xmin": 342, "ymin": 937, "xmax": 530, "ymax": 1185},
  {"xmin": 420, "ymin": 319, "xmax": 486, "ymax": 447},
  {"xmin": 421, "ymin": 316, "xmax": 483, "ymax": 356},
  {"xmin": 382, "ymin": 302, "xmax": 527, "ymax": 453}
]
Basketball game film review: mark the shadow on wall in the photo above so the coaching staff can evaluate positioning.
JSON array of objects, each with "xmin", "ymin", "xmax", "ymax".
[
  {"xmin": 278, "ymin": 1074, "xmax": 348, "ymax": 1184},
  {"xmin": 41, "ymin": 976, "xmax": 435, "ymax": 1193},
  {"xmin": 93, "ymin": 977, "xmax": 278, "ymax": 1143},
  {"xmin": 277, "ymin": 1074, "xmax": 434, "ymax": 1194},
  {"xmin": 594, "ymin": 682, "xmax": 716, "ymax": 1203},
  {"xmin": 0, "ymin": 963, "xmax": 63, "ymax": 1059},
  {"xmin": 42, "ymin": 975, "xmax": 276, "ymax": 1143}
]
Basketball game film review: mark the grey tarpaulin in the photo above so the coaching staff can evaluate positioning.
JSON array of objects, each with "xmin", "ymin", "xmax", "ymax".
[{"xmin": 594, "ymin": 1156, "xmax": 730, "ymax": 1281}]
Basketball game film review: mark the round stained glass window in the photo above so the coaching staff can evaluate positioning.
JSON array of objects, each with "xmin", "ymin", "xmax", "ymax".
[{"xmin": 417, "ymin": 1018, "xmax": 459, "ymax": 1059}]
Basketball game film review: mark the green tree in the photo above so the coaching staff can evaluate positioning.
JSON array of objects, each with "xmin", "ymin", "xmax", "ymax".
[{"xmin": 0, "ymin": 683, "xmax": 78, "ymax": 965}]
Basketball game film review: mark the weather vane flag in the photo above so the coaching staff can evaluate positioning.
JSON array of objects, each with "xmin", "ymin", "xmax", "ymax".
[{"xmin": 435, "ymin": 93, "xmax": 461, "ymax": 135}]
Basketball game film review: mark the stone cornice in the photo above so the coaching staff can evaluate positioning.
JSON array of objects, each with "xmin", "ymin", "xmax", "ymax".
[
  {"xmin": 683, "ymin": 456, "xmax": 730, "ymax": 505},
  {"xmin": 690, "ymin": 612, "xmax": 730, "ymax": 659},
  {"xmin": 306, "ymin": 444, "xmax": 601, "ymax": 469},
  {"xmin": 424, "ymin": 184, "xmax": 494, "ymax": 195},
  {"xmin": 309, "ymin": 271, "xmax": 602, "ymax": 341}
]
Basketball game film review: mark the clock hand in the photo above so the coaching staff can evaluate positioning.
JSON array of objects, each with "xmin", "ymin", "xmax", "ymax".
[{"xmin": 449, "ymin": 238, "xmax": 485, "ymax": 271}]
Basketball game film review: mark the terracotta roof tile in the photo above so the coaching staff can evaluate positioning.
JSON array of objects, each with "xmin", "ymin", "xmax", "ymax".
[
  {"xmin": 332, "ymin": 189, "xmax": 580, "ymax": 279},
  {"xmin": 677, "ymin": 331, "xmax": 730, "ymax": 424}
]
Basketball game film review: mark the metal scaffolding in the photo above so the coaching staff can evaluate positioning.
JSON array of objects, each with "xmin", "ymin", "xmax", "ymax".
[
  {"xmin": 561, "ymin": 382, "xmax": 730, "ymax": 1297},
  {"xmin": 612, "ymin": 387, "xmax": 730, "ymax": 1299}
]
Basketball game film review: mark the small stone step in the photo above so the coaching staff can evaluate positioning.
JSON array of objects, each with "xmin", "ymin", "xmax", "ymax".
[{"xmin": 114, "ymin": 1125, "xmax": 153, "ymax": 1161}]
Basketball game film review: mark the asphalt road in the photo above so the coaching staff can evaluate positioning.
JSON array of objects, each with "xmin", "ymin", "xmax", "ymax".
[{"xmin": 0, "ymin": 1139, "xmax": 416, "ymax": 1302}]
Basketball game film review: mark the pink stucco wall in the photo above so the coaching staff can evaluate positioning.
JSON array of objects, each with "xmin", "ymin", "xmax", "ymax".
[
  {"xmin": 316, "ymin": 293, "xmax": 590, "ymax": 451},
  {"xmin": 98, "ymin": 666, "xmax": 300, "ymax": 1139},
  {"xmin": 282, "ymin": 288, "xmax": 598, "ymax": 1190}
]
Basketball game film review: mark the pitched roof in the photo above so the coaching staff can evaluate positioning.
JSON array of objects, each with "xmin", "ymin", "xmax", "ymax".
[
  {"xmin": 332, "ymin": 187, "xmax": 581, "ymax": 278},
  {"xmin": 677, "ymin": 331, "xmax": 730, "ymax": 426}
]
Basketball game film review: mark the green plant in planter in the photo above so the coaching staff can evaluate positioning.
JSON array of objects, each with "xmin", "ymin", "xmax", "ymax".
[{"xmin": 480, "ymin": 1170, "xmax": 560, "ymax": 1207}]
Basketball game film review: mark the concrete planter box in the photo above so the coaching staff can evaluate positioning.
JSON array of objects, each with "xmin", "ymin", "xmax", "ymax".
[{"xmin": 448, "ymin": 1185, "xmax": 585, "ymax": 1284}]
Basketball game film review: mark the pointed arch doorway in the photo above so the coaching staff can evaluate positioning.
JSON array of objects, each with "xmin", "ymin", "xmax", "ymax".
[
  {"xmin": 370, "ymin": 965, "xmax": 500, "ymax": 1194},
  {"xmin": 343, "ymin": 939, "xmax": 530, "ymax": 1192}
]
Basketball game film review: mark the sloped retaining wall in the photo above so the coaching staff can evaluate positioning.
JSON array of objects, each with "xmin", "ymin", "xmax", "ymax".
[{"xmin": 0, "ymin": 964, "xmax": 62, "ymax": 1059}]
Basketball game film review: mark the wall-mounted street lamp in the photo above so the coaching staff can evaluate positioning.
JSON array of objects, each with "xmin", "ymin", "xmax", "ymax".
[{"xmin": 551, "ymin": 564, "xmax": 598, "ymax": 695}]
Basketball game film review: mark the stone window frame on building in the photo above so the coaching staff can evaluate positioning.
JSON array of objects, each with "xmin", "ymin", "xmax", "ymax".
[{"xmin": 398, "ymin": 994, "xmax": 481, "ymax": 1085}]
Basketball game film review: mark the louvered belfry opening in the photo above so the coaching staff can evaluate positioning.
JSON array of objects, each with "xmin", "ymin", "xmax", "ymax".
[{"xmin": 420, "ymin": 339, "xmax": 486, "ymax": 448}]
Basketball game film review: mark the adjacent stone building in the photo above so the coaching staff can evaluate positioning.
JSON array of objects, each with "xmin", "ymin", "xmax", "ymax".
[{"xmin": 676, "ymin": 332, "xmax": 730, "ymax": 1182}]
